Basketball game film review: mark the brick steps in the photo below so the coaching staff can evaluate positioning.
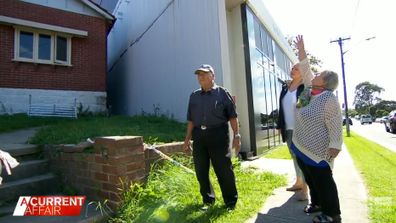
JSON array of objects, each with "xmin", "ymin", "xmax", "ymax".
[
  {"xmin": 1, "ymin": 143, "xmax": 40, "ymax": 157},
  {"xmin": 0, "ymin": 143, "xmax": 61, "ymax": 221},
  {"xmin": 0, "ymin": 173, "xmax": 59, "ymax": 202},
  {"xmin": 2, "ymin": 159, "xmax": 49, "ymax": 182},
  {"xmin": 0, "ymin": 204, "xmax": 14, "ymax": 218}
]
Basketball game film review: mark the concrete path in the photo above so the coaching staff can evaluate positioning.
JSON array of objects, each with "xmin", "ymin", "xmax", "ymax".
[
  {"xmin": 242, "ymin": 144, "xmax": 368, "ymax": 223},
  {"xmin": 0, "ymin": 127, "xmax": 40, "ymax": 145}
]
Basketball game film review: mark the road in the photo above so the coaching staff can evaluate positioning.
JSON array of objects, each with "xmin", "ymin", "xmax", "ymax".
[{"xmin": 347, "ymin": 120, "xmax": 396, "ymax": 152}]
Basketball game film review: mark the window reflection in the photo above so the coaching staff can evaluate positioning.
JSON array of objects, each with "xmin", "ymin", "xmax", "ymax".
[
  {"xmin": 19, "ymin": 31, "xmax": 33, "ymax": 59},
  {"xmin": 245, "ymin": 6, "xmax": 292, "ymax": 155},
  {"xmin": 38, "ymin": 34, "xmax": 51, "ymax": 60},
  {"xmin": 56, "ymin": 36, "xmax": 67, "ymax": 62}
]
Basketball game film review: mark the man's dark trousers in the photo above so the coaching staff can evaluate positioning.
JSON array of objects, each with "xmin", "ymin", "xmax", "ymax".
[{"xmin": 192, "ymin": 125, "xmax": 238, "ymax": 207}]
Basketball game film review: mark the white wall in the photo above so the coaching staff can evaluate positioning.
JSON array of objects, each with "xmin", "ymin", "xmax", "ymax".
[
  {"xmin": 217, "ymin": 0, "xmax": 232, "ymax": 91},
  {"xmin": 225, "ymin": 5, "xmax": 252, "ymax": 153},
  {"xmin": 21, "ymin": 0, "xmax": 103, "ymax": 19},
  {"xmin": 0, "ymin": 88, "xmax": 106, "ymax": 115},
  {"xmin": 107, "ymin": 0, "xmax": 224, "ymax": 120}
]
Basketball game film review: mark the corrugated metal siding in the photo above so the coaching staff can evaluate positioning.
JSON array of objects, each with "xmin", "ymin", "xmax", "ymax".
[{"xmin": 107, "ymin": 0, "xmax": 223, "ymax": 120}]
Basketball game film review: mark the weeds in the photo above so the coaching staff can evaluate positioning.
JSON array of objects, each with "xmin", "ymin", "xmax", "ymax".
[{"xmin": 111, "ymin": 155, "xmax": 285, "ymax": 223}]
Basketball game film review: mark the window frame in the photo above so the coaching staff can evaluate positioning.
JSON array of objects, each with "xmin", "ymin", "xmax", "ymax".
[
  {"xmin": 54, "ymin": 34, "xmax": 71, "ymax": 65},
  {"xmin": 37, "ymin": 33, "xmax": 53, "ymax": 63},
  {"xmin": 14, "ymin": 29, "xmax": 34, "ymax": 63},
  {"xmin": 14, "ymin": 27, "xmax": 71, "ymax": 66}
]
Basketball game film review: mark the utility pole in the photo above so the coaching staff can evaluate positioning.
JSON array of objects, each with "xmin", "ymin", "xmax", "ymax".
[{"xmin": 331, "ymin": 37, "xmax": 351, "ymax": 137}]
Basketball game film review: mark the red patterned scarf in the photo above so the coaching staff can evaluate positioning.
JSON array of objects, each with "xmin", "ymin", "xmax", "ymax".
[{"xmin": 311, "ymin": 87, "xmax": 325, "ymax": 96}]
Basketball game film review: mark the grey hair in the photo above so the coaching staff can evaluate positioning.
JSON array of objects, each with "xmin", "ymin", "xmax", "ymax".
[{"xmin": 323, "ymin": 70, "xmax": 339, "ymax": 91}]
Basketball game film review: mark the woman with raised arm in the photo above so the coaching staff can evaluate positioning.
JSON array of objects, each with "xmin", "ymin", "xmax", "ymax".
[
  {"xmin": 291, "ymin": 35, "xmax": 343, "ymax": 223},
  {"xmin": 276, "ymin": 58, "xmax": 308, "ymax": 201}
]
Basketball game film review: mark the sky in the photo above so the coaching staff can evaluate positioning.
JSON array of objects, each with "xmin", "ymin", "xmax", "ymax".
[{"xmin": 263, "ymin": 0, "xmax": 396, "ymax": 108}]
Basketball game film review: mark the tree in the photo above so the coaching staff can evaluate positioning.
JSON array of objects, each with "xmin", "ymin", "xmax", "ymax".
[
  {"xmin": 353, "ymin": 82, "xmax": 384, "ymax": 115},
  {"xmin": 375, "ymin": 109, "xmax": 388, "ymax": 117},
  {"xmin": 372, "ymin": 100, "xmax": 396, "ymax": 117},
  {"xmin": 348, "ymin": 109, "xmax": 358, "ymax": 118}
]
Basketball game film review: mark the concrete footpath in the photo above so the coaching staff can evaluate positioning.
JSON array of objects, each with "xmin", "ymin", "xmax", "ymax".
[
  {"xmin": 0, "ymin": 127, "xmax": 40, "ymax": 145},
  {"xmin": 242, "ymin": 144, "xmax": 368, "ymax": 223}
]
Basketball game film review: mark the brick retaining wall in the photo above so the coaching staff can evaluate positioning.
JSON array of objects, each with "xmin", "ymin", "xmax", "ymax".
[{"xmin": 44, "ymin": 136, "xmax": 187, "ymax": 209}]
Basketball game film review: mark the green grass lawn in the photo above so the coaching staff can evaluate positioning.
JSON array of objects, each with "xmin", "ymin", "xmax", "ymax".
[
  {"xmin": 0, "ymin": 113, "xmax": 68, "ymax": 133},
  {"xmin": 29, "ymin": 115, "xmax": 186, "ymax": 145},
  {"xmin": 0, "ymin": 114, "xmax": 186, "ymax": 144},
  {"xmin": 344, "ymin": 131, "xmax": 396, "ymax": 223},
  {"xmin": 111, "ymin": 156, "xmax": 286, "ymax": 223},
  {"xmin": 264, "ymin": 145, "xmax": 292, "ymax": 160}
]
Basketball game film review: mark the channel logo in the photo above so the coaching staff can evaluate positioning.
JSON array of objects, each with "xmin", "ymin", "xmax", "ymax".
[{"xmin": 13, "ymin": 196, "xmax": 85, "ymax": 216}]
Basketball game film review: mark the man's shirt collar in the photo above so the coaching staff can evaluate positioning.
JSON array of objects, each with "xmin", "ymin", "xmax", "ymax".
[{"xmin": 200, "ymin": 84, "xmax": 218, "ymax": 94}]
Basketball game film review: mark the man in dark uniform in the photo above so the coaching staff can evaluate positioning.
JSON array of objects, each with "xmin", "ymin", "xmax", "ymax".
[{"xmin": 183, "ymin": 64, "xmax": 241, "ymax": 210}]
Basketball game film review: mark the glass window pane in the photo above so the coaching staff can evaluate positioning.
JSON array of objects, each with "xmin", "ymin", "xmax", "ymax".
[
  {"xmin": 56, "ymin": 36, "xmax": 67, "ymax": 61},
  {"xmin": 19, "ymin": 31, "xmax": 33, "ymax": 59},
  {"xmin": 267, "ymin": 36, "xmax": 274, "ymax": 61},
  {"xmin": 254, "ymin": 19, "xmax": 262, "ymax": 51},
  {"xmin": 275, "ymin": 43, "xmax": 286, "ymax": 71},
  {"xmin": 269, "ymin": 74, "xmax": 278, "ymax": 148},
  {"xmin": 260, "ymin": 27, "xmax": 269, "ymax": 56},
  {"xmin": 38, "ymin": 34, "xmax": 51, "ymax": 60},
  {"xmin": 245, "ymin": 5, "xmax": 294, "ymax": 155},
  {"xmin": 274, "ymin": 78, "xmax": 282, "ymax": 143}
]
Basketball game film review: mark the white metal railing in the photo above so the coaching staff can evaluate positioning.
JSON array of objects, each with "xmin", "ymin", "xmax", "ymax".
[{"xmin": 28, "ymin": 95, "xmax": 77, "ymax": 118}]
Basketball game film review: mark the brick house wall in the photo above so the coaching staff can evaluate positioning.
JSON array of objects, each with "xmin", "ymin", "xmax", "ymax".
[{"xmin": 0, "ymin": 0, "xmax": 110, "ymax": 91}]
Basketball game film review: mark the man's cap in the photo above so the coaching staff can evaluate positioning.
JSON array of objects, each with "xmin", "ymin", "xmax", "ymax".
[{"xmin": 194, "ymin": 64, "xmax": 214, "ymax": 74}]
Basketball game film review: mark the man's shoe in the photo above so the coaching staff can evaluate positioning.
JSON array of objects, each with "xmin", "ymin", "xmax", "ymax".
[
  {"xmin": 312, "ymin": 214, "xmax": 342, "ymax": 223},
  {"xmin": 225, "ymin": 204, "xmax": 235, "ymax": 212},
  {"xmin": 200, "ymin": 203, "xmax": 214, "ymax": 211},
  {"xmin": 226, "ymin": 204, "xmax": 235, "ymax": 209}
]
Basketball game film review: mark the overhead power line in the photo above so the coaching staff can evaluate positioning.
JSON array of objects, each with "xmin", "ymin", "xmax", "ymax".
[
  {"xmin": 350, "ymin": 0, "xmax": 361, "ymax": 34},
  {"xmin": 108, "ymin": 0, "xmax": 176, "ymax": 73}
]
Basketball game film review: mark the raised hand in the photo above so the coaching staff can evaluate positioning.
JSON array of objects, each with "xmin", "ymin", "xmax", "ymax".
[
  {"xmin": 293, "ymin": 35, "xmax": 304, "ymax": 50},
  {"xmin": 293, "ymin": 35, "xmax": 307, "ymax": 61}
]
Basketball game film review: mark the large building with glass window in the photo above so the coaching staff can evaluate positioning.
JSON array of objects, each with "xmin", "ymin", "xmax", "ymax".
[{"xmin": 107, "ymin": 0, "xmax": 296, "ymax": 157}]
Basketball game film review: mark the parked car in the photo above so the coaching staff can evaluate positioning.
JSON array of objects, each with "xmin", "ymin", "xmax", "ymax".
[
  {"xmin": 379, "ymin": 116, "xmax": 389, "ymax": 124},
  {"xmin": 343, "ymin": 117, "xmax": 353, "ymax": 126},
  {"xmin": 261, "ymin": 124, "xmax": 276, "ymax": 130},
  {"xmin": 385, "ymin": 110, "xmax": 396, "ymax": 133},
  {"xmin": 360, "ymin": 114, "xmax": 372, "ymax": 124}
]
